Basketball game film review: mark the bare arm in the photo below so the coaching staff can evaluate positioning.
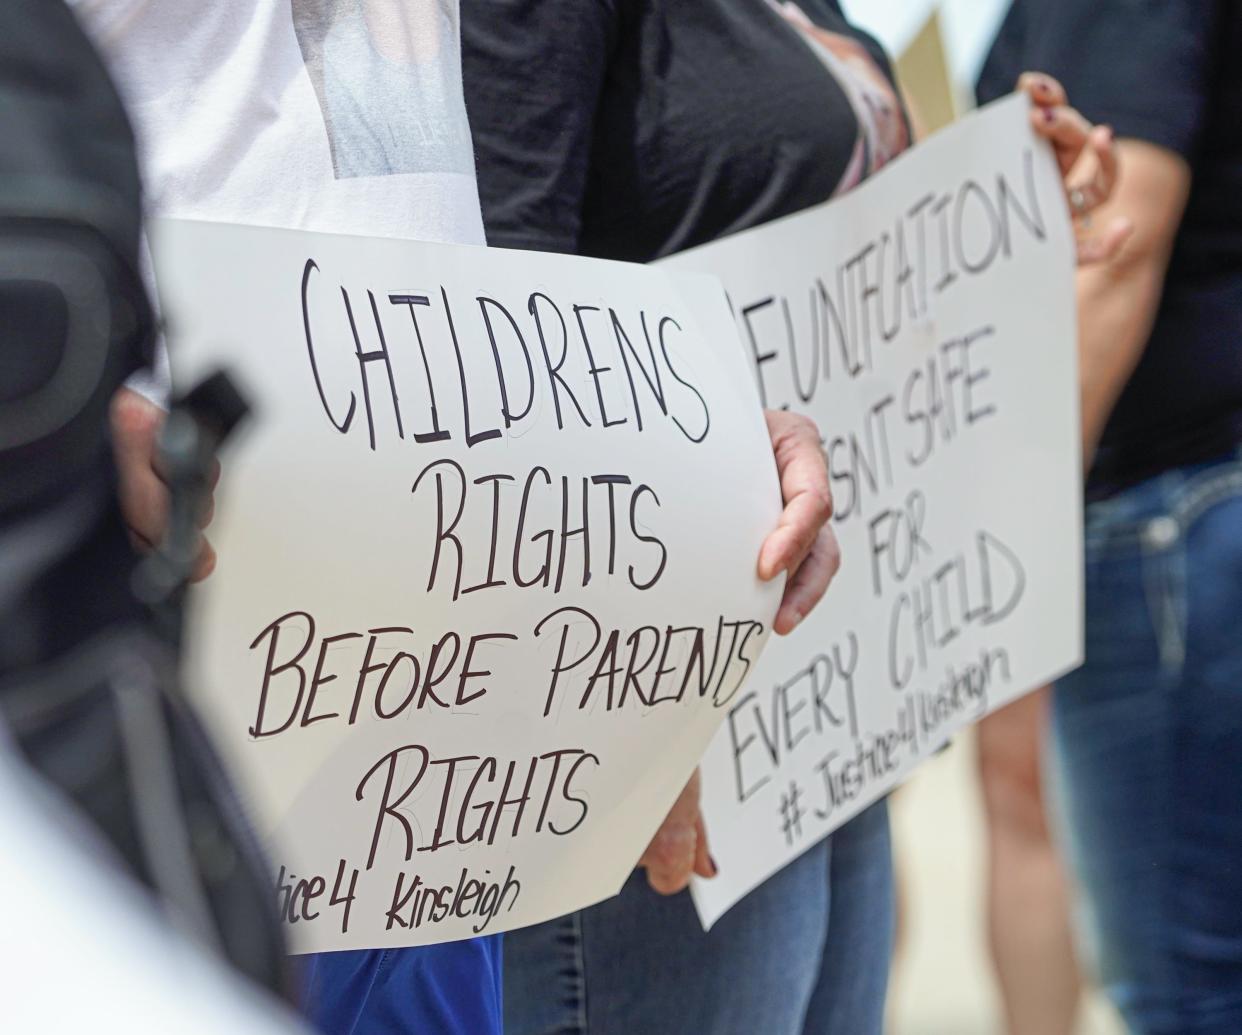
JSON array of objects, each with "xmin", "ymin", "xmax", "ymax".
[{"xmin": 1076, "ymin": 139, "xmax": 1191, "ymax": 463}]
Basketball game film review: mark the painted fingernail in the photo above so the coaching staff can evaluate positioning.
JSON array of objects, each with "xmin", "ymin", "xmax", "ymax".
[
  {"xmin": 1043, "ymin": 108, "xmax": 1056, "ymax": 124},
  {"xmin": 709, "ymin": 855, "xmax": 719, "ymax": 877}
]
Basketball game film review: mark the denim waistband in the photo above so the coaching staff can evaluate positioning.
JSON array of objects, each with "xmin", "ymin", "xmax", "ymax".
[{"xmin": 1082, "ymin": 445, "xmax": 1242, "ymax": 554}]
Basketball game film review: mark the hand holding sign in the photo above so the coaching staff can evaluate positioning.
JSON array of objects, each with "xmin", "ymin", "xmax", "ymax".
[
  {"xmin": 640, "ymin": 414, "xmax": 837, "ymax": 896},
  {"xmin": 759, "ymin": 410, "xmax": 839, "ymax": 635},
  {"xmin": 639, "ymin": 768, "xmax": 715, "ymax": 895},
  {"xmin": 1018, "ymin": 72, "xmax": 1132, "ymax": 266}
]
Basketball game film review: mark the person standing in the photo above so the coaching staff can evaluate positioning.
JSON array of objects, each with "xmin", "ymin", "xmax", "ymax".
[
  {"xmin": 461, "ymin": 2, "xmax": 1121, "ymax": 1031},
  {"xmin": 71, "ymin": 2, "xmax": 840, "ymax": 1031},
  {"xmin": 979, "ymin": 3, "xmax": 1242, "ymax": 1032},
  {"xmin": 67, "ymin": 2, "xmax": 499, "ymax": 1031},
  {"xmin": 1, "ymin": 0, "xmax": 294, "ymax": 1004}
]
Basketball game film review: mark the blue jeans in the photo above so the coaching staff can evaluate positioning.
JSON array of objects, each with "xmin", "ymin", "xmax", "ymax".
[
  {"xmin": 298, "ymin": 938, "xmax": 503, "ymax": 1035},
  {"xmin": 504, "ymin": 799, "xmax": 893, "ymax": 1035},
  {"xmin": 1052, "ymin": 451, "xmax": 1242, "ymax": 1034}
]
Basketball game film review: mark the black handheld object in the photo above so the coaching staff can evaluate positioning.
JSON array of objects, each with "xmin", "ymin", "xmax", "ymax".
[{"xmin": 136, "ymin": 369, "xmax": 251, "ymax": 639}]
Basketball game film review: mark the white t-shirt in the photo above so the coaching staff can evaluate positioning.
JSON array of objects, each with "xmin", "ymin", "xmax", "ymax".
[
  {"xmin": 71, "ymin": 0, "xmax": 486, "ymax": 400},
  {"xmin": 71, "ymin": 0, "xmax": 485, "ymax": 244}
]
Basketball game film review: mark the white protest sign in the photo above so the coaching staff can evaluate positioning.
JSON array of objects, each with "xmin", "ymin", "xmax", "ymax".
[
  {"xmin": 150, "ymin": 221, "xmax": 783, "ymax": 952},
  {"xmin": 661, "ymin": 94, "xmax": 1083, "ymax": 927}
]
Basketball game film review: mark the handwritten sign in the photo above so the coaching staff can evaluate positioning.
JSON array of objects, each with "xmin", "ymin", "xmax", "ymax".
[
  {"xmin": 661, "ymin": 95, "xmax": 1083, "ymax": 927},
  {"xmin": 151, "ymin": 221, "xmax": 784, "ymax": 951}
]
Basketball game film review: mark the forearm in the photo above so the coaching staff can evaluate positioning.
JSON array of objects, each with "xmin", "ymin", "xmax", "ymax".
[
  {"xmin": 1076, "ymin": 257, "xmax": 1166, "ymax": 466},
  {"xmin": 1072, "ymin": 139, "xmax": 1191, "ymax": 468}
]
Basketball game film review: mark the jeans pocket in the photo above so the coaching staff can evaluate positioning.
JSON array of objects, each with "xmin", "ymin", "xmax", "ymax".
[
  {"xmin": 1130, "ymin": 454, "xmax": 1242, "ymax": 676},
  {"xmin": 1081, "ymin": 480, "xmax": 1183, "ymax": 683}
]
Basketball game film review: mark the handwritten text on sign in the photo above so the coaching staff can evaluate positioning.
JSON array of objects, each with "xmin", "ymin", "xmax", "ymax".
[
  {"xmin": 152, "ymin": 222, "xmax": 783, "ymax": 951},
  {"xmin": 662, "ymin": 95, "xmax": 1084, "ymax": 928}
]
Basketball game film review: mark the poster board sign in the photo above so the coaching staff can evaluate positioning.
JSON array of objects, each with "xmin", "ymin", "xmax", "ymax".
[
  {"xmin": 661, "ymin": 94, "xmax": 1083, "ymax": 927},
  {"xmin": 151, "ymin": 221, "xmax": 783, "ymax": 951}
]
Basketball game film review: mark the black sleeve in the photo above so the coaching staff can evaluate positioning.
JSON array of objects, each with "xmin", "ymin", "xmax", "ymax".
[
  {"xmin": 0, "ymin": 0, "xmax": 151, "ymax": 521},
  {"xmin": 975, "ymin": 3, "xmax": 1027, "ymax": 108},
  {"xmin": 975, "ymin": 0, "xmax": 1219, "ymax": 160},
  {"xmin": 461, "ymin": 0, "xmax": 621, "ymax": 253}
]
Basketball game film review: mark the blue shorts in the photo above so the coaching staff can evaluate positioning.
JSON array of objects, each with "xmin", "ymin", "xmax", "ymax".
[{"xmin": 298, "ymin": 937, "xmax": 503, "ymax": 1035}]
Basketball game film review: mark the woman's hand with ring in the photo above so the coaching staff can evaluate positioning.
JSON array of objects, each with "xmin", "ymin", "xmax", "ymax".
[{"xmin": 1018, "ymin": 72, "xmax": 1133, "ymax": 265}]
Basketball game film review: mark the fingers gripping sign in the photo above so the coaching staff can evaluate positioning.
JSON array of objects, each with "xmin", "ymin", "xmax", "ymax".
[
  {"xmin": 639, "ymin": 768, "xmax": 717, "ymax": 895},
  {"xmin": 642, "ymin": 410, "xmax": 837, "ymax": 895},
  {"xmin": 758, "ymin": 410, "xmax": 840, "ymax": 635},
  {"xmin": 1018, "ymin": 71, "xmax": 1133, "ymax": 266}
]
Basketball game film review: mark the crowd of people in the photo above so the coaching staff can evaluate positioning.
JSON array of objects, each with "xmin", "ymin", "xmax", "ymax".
[{"xmin": 1, "ymin": 1, "xmax": 1238, "ymax": 1034}]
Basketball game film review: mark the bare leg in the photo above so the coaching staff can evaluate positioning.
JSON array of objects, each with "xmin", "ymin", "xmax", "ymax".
[{"xmin": 977, "ymin": 689, "xmax": 1081, "ymax": 1035}]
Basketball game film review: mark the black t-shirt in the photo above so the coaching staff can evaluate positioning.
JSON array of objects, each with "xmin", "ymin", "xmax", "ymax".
[
  {"xmin": 978, "ymin": 0, "xmax": 1242, "ymax": 496},
  {"xmin": 462, "ymin": 0, "xmax": 908, "ymax": 262}
]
